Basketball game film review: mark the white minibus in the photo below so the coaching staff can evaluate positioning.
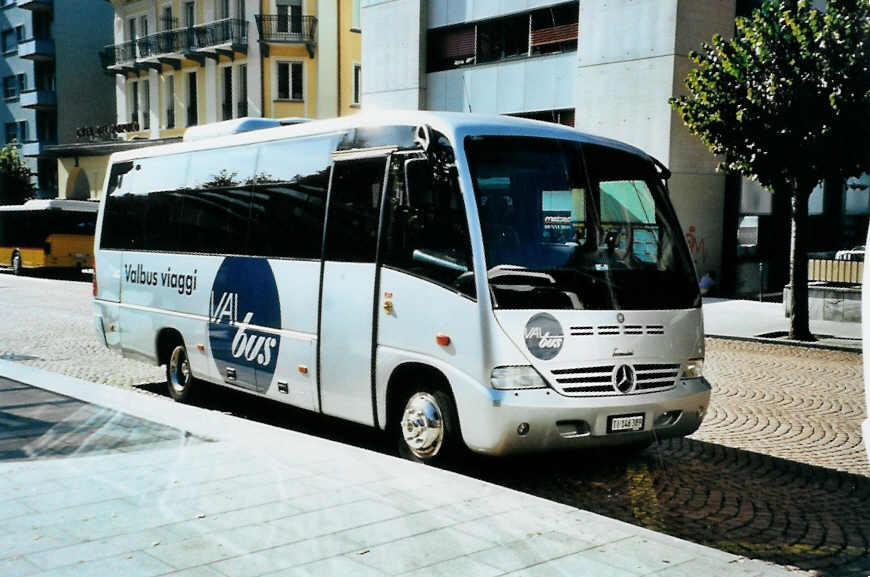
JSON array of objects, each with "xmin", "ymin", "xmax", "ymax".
[{"xmin": 93, "ymin": 112, "xmax": 710, "ymax": 462}]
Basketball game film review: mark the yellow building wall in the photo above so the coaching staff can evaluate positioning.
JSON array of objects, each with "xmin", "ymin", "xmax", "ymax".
[
  {"xmin": 339, "ymin": 0, "xmax": 361, "ymax": 117},
  {"xmin": 260, "ymin": 0, "xmax": 319, "ymax": 119},
  {"xmin": 57, "ymin": 155, "xmax": 112, "ymax": 201}
]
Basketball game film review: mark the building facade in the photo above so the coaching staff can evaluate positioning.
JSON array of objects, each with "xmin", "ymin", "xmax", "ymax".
[
  {"xmin": 51, "ymin": 0, "xmax": 361, "ymax": 202},
  {"xmin": 361, "ymin": 0, "xmax": 865, "ymax": 298},
  {"xmin": 0, "ymin": 0, "xmax": 115, "ymax": 197},
  {"xmin": 101, "ymin": 0, "xmax": 361, "ymax": 141}
]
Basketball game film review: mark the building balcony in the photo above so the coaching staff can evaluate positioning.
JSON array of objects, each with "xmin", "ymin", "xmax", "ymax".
[
  {"xmin": 100, "ymin": 18, "xmax": 248, "ymax": 74},
  {"xmin": 255, "ymin": 15, "xmax": 317, "ymax": 57},
  {"xmin": 18, "ymin": 37, "xmax": 55, "ymax": 61},
  {"xmin": 16, "ymin": 0, "xmax": 51, "ymax": 11},
  {"xmin": 20, "ymin": 89, "xmax": 56, "ymax": 110}
]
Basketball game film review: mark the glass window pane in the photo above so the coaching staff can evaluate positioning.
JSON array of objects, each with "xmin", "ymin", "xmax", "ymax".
[
  {"xmin": 291, "ymin": 62, "xmax": 302, "ymax": 100},
  {"xmin": 382, "ymin": 150, "xmax": 475, "ymax": 297},
  {"xmin": 323, "ymin": 157, "xmax": 387, "ymax": 262},
  {"xmin": 182, "ymin": 145, "xmax": 257, "ymax": 254},
  {"xmin": 278, "ymin": 63, "xmax": 289, "ymax": 99},
  {"xmin": 248, "ymin": 134, "xmax": 339, "ymax": 258}
]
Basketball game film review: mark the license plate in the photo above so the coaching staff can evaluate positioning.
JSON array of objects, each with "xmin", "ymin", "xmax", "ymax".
[{"xmin": 608, "ymin": 413, "xmax": 645, "ymax": 433}]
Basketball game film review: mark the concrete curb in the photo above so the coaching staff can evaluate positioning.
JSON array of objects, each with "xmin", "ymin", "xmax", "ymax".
[{"xmin": 706, "ymin": 333, "xmax": 862, "ymax": 354}]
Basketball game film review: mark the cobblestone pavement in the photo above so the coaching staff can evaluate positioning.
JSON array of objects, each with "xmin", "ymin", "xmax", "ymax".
[
  {"xmin": 1, "ymin": 272, "xmax": 869, "ymax": 575},
  {"xmin": 701, "ymin": 339, "xmax": 868, "ymax": 477}
]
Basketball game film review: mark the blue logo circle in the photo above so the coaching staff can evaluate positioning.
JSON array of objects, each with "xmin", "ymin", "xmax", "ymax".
[
  {"xmin": 524, "ymin": 313, "xmax": 564, "ymax": 360},
  {"xmin": 208, "ymin": 257, "xmax": 281, "ymax": 393}
]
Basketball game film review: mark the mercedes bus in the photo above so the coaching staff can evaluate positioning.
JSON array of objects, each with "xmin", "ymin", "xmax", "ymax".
[
  {"xmin": 1, "ymin": 199, "xmax": 97, "ymax": 275},
  {"xmin": 93, "ymin": 112, "xmax": 710, "ymax": 462}
]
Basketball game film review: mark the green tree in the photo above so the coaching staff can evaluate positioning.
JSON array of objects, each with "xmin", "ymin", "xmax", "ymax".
[
  {"xmin": 0, "ymin": 142, "xmax": 35, "ymax": 205},
  {"xmin": 670, "ymin": 0, "xmax": 870, "ymax": 340}
]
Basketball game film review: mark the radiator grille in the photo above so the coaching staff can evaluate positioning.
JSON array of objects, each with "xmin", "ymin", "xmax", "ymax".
[{"xmin": 549, "ymin": 363, "xmax": 681, "ymax": 397}]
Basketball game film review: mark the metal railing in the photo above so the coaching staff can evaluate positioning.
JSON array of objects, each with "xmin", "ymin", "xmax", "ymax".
[
  {"xmin": 255, "ymin": 14, "xmax": 317, "ymax": 44},
  {"xmin": 101, "ymin": 18, "xmax": 248, "ymax": 69}
]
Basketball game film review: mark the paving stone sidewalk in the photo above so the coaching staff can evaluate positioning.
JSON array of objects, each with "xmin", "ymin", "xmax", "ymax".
[{"xmin": 0, "ymin": 362, "xmax": 810, "ymax": 577}]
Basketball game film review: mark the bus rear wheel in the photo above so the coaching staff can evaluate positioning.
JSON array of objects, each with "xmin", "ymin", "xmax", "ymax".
[
  {"xmin": 166, "ymin": 343, "xmax": 196, "ymax": 403},
  {"xmin": 10, "ymin": 252, "xmax": 21, "ymax": 275},
  {"xmin": 395, "ymin": 385, "xmax": 460, "ymax": 465}
]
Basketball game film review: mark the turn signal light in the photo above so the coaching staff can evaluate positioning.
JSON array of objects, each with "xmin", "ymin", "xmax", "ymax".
[{"xmin": 436, "ymin": 334, "xmax": 451, "ymax": 346}]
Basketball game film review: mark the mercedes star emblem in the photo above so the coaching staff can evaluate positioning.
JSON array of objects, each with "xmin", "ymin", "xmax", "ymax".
[{"xmin": 613, "ymin": 364, "xmax": 636, "ymax": 394}]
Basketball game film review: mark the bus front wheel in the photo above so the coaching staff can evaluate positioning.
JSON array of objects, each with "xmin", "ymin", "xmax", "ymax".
[
  {"xmin": 395, "ymin": 385, "xmax": 460, "ymax": 465},
  {"xmin": 166, "ymin": 343, "xmax": 196, "ymax": 403},
  {"xmin": 10, "ymin": 252, "xmax": 21, "ymax": 275}
]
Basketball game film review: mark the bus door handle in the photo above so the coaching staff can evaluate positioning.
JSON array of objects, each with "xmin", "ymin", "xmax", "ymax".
[{"xmin": 383, "ymin": 300, "xmax": 394, "ymax": 315}]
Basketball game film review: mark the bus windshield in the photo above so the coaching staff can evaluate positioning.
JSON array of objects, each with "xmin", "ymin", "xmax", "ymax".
[{"xmin": 464, "ymin": 136, "xmax": 700, "ymax": 310}]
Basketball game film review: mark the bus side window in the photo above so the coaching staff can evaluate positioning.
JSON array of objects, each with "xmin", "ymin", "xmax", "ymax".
[
  {"xmin": 323, "ymin": 157, "xmax": 388, "ymax": 263},
  {"xmin": 183, "ymin": 146, "xmax": 257, "ymax": 255},
  {"xmin": 101, "ymin": 161, "xmax": 137, "ymax": 250},
  {"xmin": 381, "ymin": 154, "xmax": 475, "ymax": 298},
  {"xmin": 248, "ymin": 135, "xmax": 336, "ymax": 260}
]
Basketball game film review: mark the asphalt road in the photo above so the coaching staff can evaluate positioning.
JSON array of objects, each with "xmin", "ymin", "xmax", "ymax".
[{"xmin": 1, "ymin": 272, "xmax": 868, "ymax": 575}]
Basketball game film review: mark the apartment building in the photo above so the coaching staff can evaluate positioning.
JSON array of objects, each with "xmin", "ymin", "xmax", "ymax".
[
  {"xmin": 0, "ymin": 0, "xmax": 114, "ymax": 197},
  {"xmin": 100, "ymin": 0, "xmax": 361, "ymax": 141}
]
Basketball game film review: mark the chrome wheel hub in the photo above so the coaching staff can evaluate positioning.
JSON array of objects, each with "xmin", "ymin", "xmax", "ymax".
[
  {"xmin": 169, "ymin": 347, "xmax": 190, "ymax": 395},
  {"xmin": 400, "ymin": 392, "xmax": 444, "ymax": 458}
]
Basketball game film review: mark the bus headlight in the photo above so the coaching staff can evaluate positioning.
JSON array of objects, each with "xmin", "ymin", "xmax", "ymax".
[
  {"xmin": 491, "ymin": 366, "xmax": 548, "ymax": 390},
  {"xmin": 681, "ymin": 358, "xmax": 704, "ymax": 379}
]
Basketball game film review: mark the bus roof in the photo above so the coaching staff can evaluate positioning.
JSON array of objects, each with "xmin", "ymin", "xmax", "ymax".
[
  {"xmin": 0, "ymin": 199, "xmax": 99, "ymax": 212},
  {"xmin": 106, "ymin": 110, "xmax": 658, "ymax": 167}
]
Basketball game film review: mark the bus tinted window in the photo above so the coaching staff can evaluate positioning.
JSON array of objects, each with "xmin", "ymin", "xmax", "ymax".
[
  {"xmin": 323, "ymin": 157, "xmax": 387, "ymax": 262},
  {"xmin": 465, "ymin": 136, "xmax": 700, "ymax": 310},
  {"xmin": 248, "ymin": 135, "xmax": 337, "ymax": 259},
  {"xmin": 382, "ymin": 152, "xmax": 475, "ymax": 298},
  {"xmin": 183, "ymin": 146, "xmax": 257, "ymax": 254},
  {"xmin": 139, "ymin": 153, "xmax": 190, "ymax": 252},
  {"xmin": 102, "ymin": 146, "xmax": 258, "ymax": 255}
]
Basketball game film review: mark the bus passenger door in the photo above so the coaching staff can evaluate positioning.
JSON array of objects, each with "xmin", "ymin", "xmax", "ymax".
[{"xmin": 318, "ymin": 153, "xmax": 389, "ymax": 425}]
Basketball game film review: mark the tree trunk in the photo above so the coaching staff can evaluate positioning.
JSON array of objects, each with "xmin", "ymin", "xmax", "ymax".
[{"xmin": 788, "ymin": 183, "xmax": 813, "ymax": 341}]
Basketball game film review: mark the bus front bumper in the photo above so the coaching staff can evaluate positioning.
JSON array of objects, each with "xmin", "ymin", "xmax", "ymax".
[{"xmin": 456, "ymin": 377, "xmax": 711, "ymax": 456}]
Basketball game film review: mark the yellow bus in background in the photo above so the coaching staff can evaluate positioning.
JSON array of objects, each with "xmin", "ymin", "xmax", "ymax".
[{"xmin": 0, "ymin": 200, "xmax": 97, "ymax": 276}]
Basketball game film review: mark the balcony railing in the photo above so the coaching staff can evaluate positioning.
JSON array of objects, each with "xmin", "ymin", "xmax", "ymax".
[
  {"xmin": 255, "ymin": 15, "xmax": 317, "ymax": 56},
  {"xmin": 101, "ymin": 18, "xmax": 248, "ymax": 70}
]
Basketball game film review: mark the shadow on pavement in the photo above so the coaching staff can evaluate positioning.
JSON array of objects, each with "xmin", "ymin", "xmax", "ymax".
[{"xmin": 135, "ymin": 378, "xmax": 870, "ymax": 577}]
